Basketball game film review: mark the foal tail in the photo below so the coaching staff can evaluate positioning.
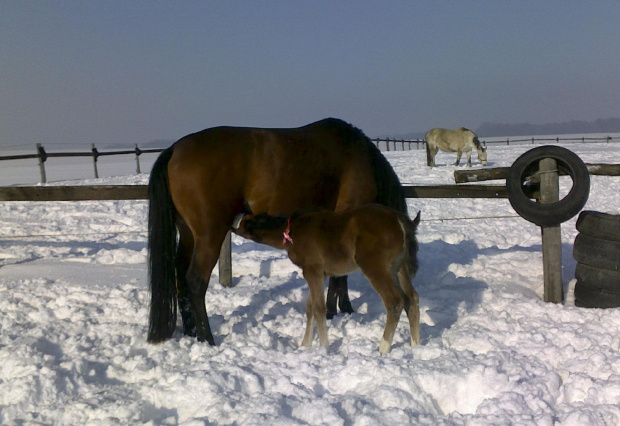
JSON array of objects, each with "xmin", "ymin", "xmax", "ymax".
[
  {"xmin": 401, "ymin": 211, "xmax": 421, "ymax": 278},
  {"xmin": 147, "ymin": 146, "xmax": 178, "ymax": 343}
]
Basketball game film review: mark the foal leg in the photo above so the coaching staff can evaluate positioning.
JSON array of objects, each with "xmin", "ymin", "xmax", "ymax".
[
  {"xmin": 326, "ymin": 276, "xmax": 354, "ymax": 319},
  {"xmin": 361, "ymin": 264, "xmax": 405, "ymax": 354},
  {"xmin": 398, "ymin": 268, "xmax": 420, "ymax": 346},
  {"xmin": 301, "ymin": 292, "xmax": 315, "ymax": 347},
  {"xmin": 302, "ymin": 269, "xmax": 329, "ymax": 348},
  {"xmin": 466, "ymin": 151, "xmax": 472, "ymax": 167}
]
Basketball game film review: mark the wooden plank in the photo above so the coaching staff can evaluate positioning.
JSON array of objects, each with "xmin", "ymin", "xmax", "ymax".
[
  {"xmin": 0, "ymin": 184, "xmax": 507, "ymax": 202},
  {"xmin": 454, "ymin": 163, "xmax": 620, "ymax": 183},
  {"xmin": 586, "ymin": 163, "xmax": 620, "ymax": 176},
  {"xmin": 402, "ymin": 184, "xmax": 507, "ymax": 198},
  {"xmin": 219, "ymin": 231, "xmax": 233, "ymax": 287},
  {"xmin": 0, "ymin": 185, "xmax": 148, "ymax": 201},
  {"xmin": 0, "ymin": 153, "xmax": 40, "ymax": 161},
  {"xmin": 453, "ymin": 168, "xmax": 509, "ymax": 183}
]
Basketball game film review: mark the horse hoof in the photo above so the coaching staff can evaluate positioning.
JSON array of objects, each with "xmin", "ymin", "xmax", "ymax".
[
  {"xmin": 326, "ymin": 310, "xmax": 336, "ymax": 320},
  {"xmin": 339, "ymin": 302, "xmax": 354, "ymax": 315},
  {"xmin": 197, "ymin": 335, "xmax": 216, "ymax": 346}
]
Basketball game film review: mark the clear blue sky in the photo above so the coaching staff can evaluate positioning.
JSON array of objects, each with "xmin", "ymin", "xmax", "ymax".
[{"xmin": 1, "ymin": 1, "xmax": 619, "ymax": 148}]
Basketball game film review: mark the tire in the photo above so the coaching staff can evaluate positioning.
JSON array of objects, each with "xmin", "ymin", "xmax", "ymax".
[
  {"xmin": 574, "ymin": 281, "xmax": 620, "ymax": 309},
  {"xmin": 506, "ymin": 146, "xmax": 590, "ymax": 226},
  {"xmin": 573, "ymin": 234, "xmax": 620, "ymax": 271},
  {"xmin": 575, "ymin": 263, "xmax": 620, "ymax": 293},
  {"xmin": 576, "ymin": 210, "xmax": 620, "ymax": 242}
]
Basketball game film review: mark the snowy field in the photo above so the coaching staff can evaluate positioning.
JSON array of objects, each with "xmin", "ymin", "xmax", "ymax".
[{"xmin": 1, "ymin": 137, "xmax": 620, "ymax": 425}]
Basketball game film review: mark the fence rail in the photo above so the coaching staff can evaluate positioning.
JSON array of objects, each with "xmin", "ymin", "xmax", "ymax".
[
  {"xmin": 1, "ymin": 135, "xmax": 618, "ymax": 183},
  {"xmin": 370, "ymin": 135, "xmax": 618, "ymax": 151},
  {"xmin": 0, "ymin": 184, "xmax": 506, "ymax": 202},
  {"xmin": 0, "ymin": 144, "xmax": 166, "ymax": 183}
]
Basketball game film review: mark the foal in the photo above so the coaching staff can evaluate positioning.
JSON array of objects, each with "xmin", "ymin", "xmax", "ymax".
[{"xmin": 234, "ymin": 204, "xmax": 421, "ymax": 354}]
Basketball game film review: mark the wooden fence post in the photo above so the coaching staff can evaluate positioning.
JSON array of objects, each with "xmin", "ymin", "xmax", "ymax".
[
  {"xmin": 36, "ymin": 143, "xmax": 47, "ymax": 184},
  {"xmin": 91, "ymin": 143, "xmax": 99, "ymax": 179},
  {"xmin": 539, "ymin": 158, "xmax": 563, "ymax": 303},
  {"xmin": 135, "ymin": 144, "xmax": 142, "ymax": 174},
  {"xmin": 219, "ymin": 230, "xmax": 232, "ymax": 287}
]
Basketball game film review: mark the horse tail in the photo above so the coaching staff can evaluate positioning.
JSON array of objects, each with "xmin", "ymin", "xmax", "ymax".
[
  {"xmin": 367, "ymin": 140, "xmax": 407, "ymax": 214},
  {"xmin": 401, "ymin": 210, "xmax": 421, "ymax": 278},
  {"xmin": 147, "ymin": 146, "xmax": 178, "ymax": 343}
]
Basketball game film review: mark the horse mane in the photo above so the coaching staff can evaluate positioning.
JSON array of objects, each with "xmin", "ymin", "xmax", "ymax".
[
  {"xmin": 458, "ymin": 127, "xmax": 484, "ymax": 150},
  {"xmin": 319, "ymin": 118, "xmax": 407, "ymax": 214}
]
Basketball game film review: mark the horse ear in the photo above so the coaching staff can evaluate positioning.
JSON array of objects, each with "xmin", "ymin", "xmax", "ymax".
[{"xmin": 413, "ymin": 211, "xmax": 421, "ymax": 227}]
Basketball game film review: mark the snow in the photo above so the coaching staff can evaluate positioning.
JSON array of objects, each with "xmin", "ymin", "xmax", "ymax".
[{"xmin": 1, "ymin": 139, "xmax": 620, "ymax": 425}]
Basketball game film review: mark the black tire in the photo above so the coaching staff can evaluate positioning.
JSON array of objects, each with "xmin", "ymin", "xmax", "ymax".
[
  {"xmin": 575, "ymin": 263, "xmax": 620, "ymax": 293},
  {"xmin": 576, "ymin": 210, "xmax": 620, "ymax": 242},
  {"xmin": 506, "ymin": 146, "xmax": 590, "ymax": 226},
  {"xmin": 573, "ymin": 234, "xmax": 620, "ymax": 271},
  {"xmin": 574, "ymin": 281, "xmax": 620, "ymax": 309}
]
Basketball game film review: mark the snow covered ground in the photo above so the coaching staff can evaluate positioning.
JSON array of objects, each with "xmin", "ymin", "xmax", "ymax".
[{"xmin": 1, "ymin": 138, "xmax": 620, "ymax": 425}]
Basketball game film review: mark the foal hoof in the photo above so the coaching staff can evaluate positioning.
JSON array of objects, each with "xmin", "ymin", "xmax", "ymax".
[{"xmin": 326, "ymin": 310, "xmax": 336, "ymax": 320}]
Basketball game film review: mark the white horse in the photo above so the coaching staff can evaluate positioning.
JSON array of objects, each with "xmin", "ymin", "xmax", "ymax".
[{"xmin": 425, "ymin": 127, "xmax": 488, "ymax": 167}]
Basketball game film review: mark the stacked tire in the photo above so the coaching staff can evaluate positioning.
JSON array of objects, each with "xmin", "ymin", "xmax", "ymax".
[{"xmin": 573, "ymin": 211, "xmax": 620, "ymax": 308}]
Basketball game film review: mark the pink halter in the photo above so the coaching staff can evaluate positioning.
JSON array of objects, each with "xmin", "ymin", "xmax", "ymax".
[{"xmin": 282, "ymin": 217, "xmax": 294, "ymax": 245}]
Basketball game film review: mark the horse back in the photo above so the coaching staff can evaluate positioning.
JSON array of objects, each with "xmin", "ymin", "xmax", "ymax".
[
  {"xmin": 313, "ymin": 205, "xmax": 407, "ymax": 258},
  {"xmin": 425, "ymin": 127, "xmax": 477, "ymax": 153},
  {"xmin": 167, "ymin": 119, "xmax": 381, "ymax": 224}
]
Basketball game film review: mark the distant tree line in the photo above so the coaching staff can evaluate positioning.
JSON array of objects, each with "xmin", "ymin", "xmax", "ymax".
[
  {"xmin": 386, "ymin": 118, "xmax": 620, "ymax": 140},
  {"xmin": 476, "ymin": 118, "xmax": 620, "ymax": 138}
]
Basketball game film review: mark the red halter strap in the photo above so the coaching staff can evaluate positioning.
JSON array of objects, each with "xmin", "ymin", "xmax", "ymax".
[{"xmin": 282, "ymin": 217, "xmax": 294, "ymax": 245}]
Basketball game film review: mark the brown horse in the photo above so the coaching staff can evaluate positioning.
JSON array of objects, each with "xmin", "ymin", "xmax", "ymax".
[
  {"xmin": 234, "ymin": 205, "xmax": 421, "ymax": 354},
  {"xmin": 147, "ymin": 118, "xmax": 406, "ymax": 345}
]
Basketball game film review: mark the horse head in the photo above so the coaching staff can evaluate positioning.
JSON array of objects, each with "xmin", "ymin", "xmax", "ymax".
[{"xmin": 476, "ymin": 139, "xmax": 488, "ymax": 165}]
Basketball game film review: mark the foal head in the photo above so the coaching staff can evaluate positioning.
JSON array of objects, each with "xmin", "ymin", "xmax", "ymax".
[{"xmin": 234, "ymin": 213, "xmax": 289, "ymax": 249}]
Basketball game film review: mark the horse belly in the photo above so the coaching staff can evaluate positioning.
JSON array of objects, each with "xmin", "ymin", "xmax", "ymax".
[{"xmin": 244, "ymin": 143, "xmax": 344, "ymax": 214}]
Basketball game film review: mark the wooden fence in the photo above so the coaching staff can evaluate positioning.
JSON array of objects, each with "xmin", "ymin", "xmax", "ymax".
[
  {"xmin": 371, "ymin": 135, "xmax": 618, "ymax": 152},
  {"xmin": 1, "ymin": 157, "xmax": 618, "ymax": 304},
  {"xmin": 0, "ymin": 143, "xmax": 165, "ymax": 184},
  {"xmin": 1, "ymin": 134, "xmax": 617, "ymax": 184}
]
